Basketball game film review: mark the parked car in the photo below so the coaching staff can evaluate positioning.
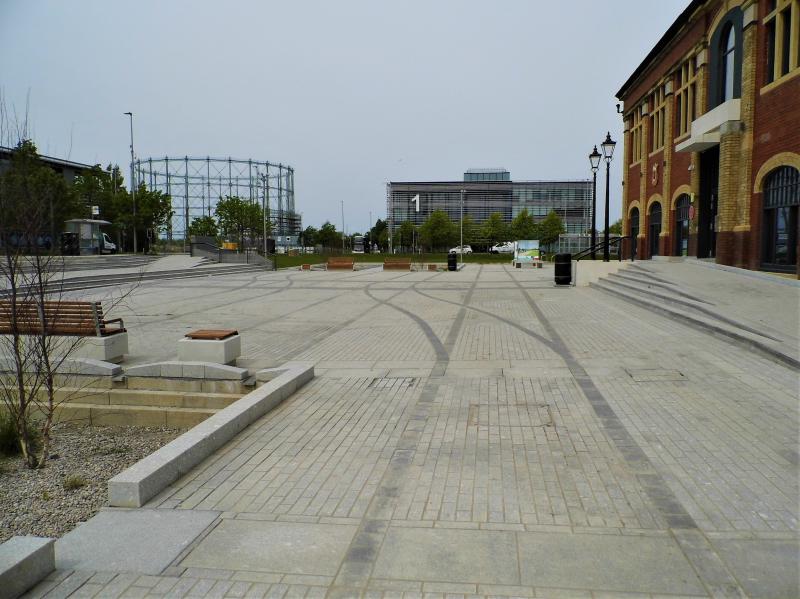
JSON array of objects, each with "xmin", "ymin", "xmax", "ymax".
[
  {"xmin": 449, "ymin": 245, "xmax": 473, "ymax": 255},
  {"xmin": 490, "ymin": 241, "xmax": 515, "ymax": 254}
]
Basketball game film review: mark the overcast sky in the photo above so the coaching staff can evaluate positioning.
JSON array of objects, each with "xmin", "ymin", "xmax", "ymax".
[{"xmin": 1, "ymin": 0, "xmax": 686, "ymax": 231}]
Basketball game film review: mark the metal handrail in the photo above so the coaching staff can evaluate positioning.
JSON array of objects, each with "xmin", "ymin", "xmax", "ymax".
[{"xmin": 573, "ymin": 235, "xmax": 636, "ymax": 262}]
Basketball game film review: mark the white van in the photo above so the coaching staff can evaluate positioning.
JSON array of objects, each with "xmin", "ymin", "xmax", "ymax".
[{"xmin": 101, "ymin": 233, "xmax": 117, "ymax": 254}]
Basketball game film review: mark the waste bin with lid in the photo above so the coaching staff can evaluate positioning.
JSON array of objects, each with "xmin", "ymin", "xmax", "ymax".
[
  {"xmin": 554, "ymin": 253, "xmax": 572, "ymax": 285},
  {"xmin": 447, "ymin": 252, "xmax": 458, "ymax": 271}
]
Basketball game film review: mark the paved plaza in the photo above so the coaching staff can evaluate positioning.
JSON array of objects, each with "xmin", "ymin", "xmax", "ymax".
[{"xmin": 25, "ymin": 263, "xmax": 800, "ymax": 598}]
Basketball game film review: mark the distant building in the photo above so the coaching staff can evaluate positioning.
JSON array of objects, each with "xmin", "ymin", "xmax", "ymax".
[
  {"xmin": 386, "ymin": 169, "xmax": 591, "ymax": 250},
  {"xmin": 616, "ymin": 0, "xmax": 799, "ymax": 274},
  {"xmin": 0, "ymin": 145, "xmax": 93, "ymax": 182}
]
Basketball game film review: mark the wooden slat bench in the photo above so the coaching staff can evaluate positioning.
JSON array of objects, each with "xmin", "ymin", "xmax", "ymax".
[
  {"xmin": 384, "ymin": 259, "xmax": 411, "ymax": 271},
  {"xmin": 327, "ymin": 257, "xmax": 355, "ymax": 270},
  {"xmin": 0, "ymin": 300, "xmax": 125, "ymax": 337},
  {"xmin": 185, "ymin": 329, "xmax": 238, "ymax": 340}
]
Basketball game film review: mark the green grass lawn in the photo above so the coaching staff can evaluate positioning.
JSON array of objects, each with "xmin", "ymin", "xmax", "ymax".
[{"xmin": 270, "ymin": 252, "xmax": 520, "ymax": 268}]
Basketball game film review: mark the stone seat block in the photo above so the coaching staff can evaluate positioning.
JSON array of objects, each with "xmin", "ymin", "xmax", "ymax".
[{"xmin": 177, "ymin": 335, "xmax": 241, "ymax": 365}]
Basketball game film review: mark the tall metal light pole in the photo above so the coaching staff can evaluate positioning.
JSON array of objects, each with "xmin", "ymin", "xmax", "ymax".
[
  {"xmin": 341, "ymin": 199, "xmax": 345, "ymax": 253},
  {"xmin": 589, "ymin": 146, "xmax": 601, "ymax": 259},
  {"xmin": 460, "ymin": 189, "xmax": 464, "ymax": 267},
  {"xmin": 124, "ymin": 112, "xmax": 137, "ymax": 254},
  {"xmin": 601, "ymin": 132, "xmax": 617, "ymax": 262}
]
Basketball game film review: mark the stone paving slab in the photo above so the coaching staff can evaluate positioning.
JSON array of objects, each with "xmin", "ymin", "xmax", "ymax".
[
  {"xmin": 180, "ymin": 520, "xmax": 358, "ymax": 577},
  {"xmin": 54, "ymin": 509, "xmax": 219, "ymax": 575},
  {"xmin": 516, "ymin": 530, "xmax": 704, "ymax": 595}
]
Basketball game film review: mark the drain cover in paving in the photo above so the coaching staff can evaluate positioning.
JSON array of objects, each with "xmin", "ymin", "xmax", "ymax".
[{"xmin": 625, "ymin": 368, "xmax": 686, "ymax": 382}]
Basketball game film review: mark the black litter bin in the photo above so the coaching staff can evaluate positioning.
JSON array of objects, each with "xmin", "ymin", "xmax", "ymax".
[
  {"xmin": 554, "ymin": 253, "xmax": 572, "ymax": 285},
  {"xmin": 60, "ymin": 232, "xmax": 79, "ymax": 256},
  {"xmin": 447, "ymin": 252, "xmax": 458, "ymax": 271}
]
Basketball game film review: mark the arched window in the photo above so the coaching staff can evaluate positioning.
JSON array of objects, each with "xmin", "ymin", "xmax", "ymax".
[
  {"xmin": 648, "ymin": 203, "xmax": 662, "ymax": 257},
  {"xmin": 674, "ymin": 195, "xmax": 691, "ymax": 256},
  {"xmin": 709, "ymin": 10, "xmax": 743, "ymax": 108},
  {"xmin": 762, "ymin": 166, "xmax": 799, "ymax": 269},
  {"xmin": 630, "ymin": 208, "xmax": 640, "ymax": 238},
  {"xmin": 721, "ymin": 25, "xmax": 736, "ymax": 102}
]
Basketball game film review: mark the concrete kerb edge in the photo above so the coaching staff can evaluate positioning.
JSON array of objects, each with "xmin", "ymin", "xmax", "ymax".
[
  {"xmin": 107, "ymin": 362, "xmax": 314, "ymax": 508},
  {"xmin": 0, "ymin": 535, "xmax": 55, "ymax": 599}
]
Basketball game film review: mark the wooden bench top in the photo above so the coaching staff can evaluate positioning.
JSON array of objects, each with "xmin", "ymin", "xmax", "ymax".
[
  {"xmin": 0, "ymin": 300, "xmax": 125, "ymax": 337},
  {"xmin": 185, "ymin": 328, "xmax": 239, "ymax": 340}
]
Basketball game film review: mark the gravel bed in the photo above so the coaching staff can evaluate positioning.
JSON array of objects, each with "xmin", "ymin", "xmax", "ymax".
[{"xmin": 0, "ymin": 423, "xmax": 182, "ymax": 544}]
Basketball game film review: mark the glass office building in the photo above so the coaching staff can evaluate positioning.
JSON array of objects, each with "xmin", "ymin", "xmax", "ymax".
[{"xmin": 387, "ymin": 169, "xmax": 591, "ymax": 249}]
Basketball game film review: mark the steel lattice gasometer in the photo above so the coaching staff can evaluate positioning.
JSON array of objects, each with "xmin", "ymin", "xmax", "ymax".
[{"xmin": 135, "ymin": 156, "xmax": 298, "ymax": 242}]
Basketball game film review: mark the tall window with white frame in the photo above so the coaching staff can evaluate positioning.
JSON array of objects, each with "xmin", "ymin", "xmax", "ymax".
[
  {"xmin": 721, "ymin": 24, "xmax": 737, "ymax": 102},
  {"xmin": 674, "ymin": 56, "xmax": 697, "ymax": 138},
  {"xmin": 765, "ymin": 0, "xmax": 800, "ymax": 84},
  {"xmin": 650, "ymin": 85, "xmax": 666, "ymax": 153}
]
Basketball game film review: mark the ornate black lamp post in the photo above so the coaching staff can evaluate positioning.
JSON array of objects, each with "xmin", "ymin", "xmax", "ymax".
[
  {"xmin": 589, "ymin": 146, "xmax": 601, "ymax": 259},
  {"xmin": 601, "ymin": 132, "xmax": 616, "ymax": 262}
]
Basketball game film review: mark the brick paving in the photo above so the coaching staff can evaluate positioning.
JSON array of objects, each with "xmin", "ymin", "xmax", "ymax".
[{"xmin": 26, "ymin": 264, "xmax": 799, "ymax": 598}]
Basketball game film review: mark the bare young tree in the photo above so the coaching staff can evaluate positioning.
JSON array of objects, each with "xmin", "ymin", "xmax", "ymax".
[{"xmin": 0, "ymin": 140, "xmax": 98, "ymax": 468}]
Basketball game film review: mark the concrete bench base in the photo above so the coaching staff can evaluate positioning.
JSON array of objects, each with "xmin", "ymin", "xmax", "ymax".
[
  {"xmin": 0, "ymin": 333, "xmax": 128, "ymax": 364},
  {"xmin": 177, "ymin": 334, "xmax": 241, "ymax": 365},
  {"xmin": 0, "ymin": 536, "xmax": 55, "ymax": 599}
]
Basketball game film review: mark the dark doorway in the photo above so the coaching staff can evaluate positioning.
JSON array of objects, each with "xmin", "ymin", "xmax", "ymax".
[
  {"xmin": 674, "ymin": 195, "xmax": 690, "ymax": 256},
  {"xmin": 649, "ymin": 202, "xmax": 662, "ymax": 257},
  {"xmin": 698, "ymin": 147, "xmax": 719, "ymax": 258}
]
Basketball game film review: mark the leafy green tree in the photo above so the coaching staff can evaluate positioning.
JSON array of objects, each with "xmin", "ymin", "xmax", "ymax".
[
  {"xmin": 536, "ymin": 211, "xmax": 566, "ymax": 246},
  {"xmin": 302, "ymin": 225, "xmax": 318, "ymax": 247},
  {"xmin": 419, "ymin": 210, "xmax": 456, "ymax": 251},
  {"xmin": 482, "ymin": 212, "xmax": 509, "ymax": 245},
  {"xmin": 0, "ymin": 140, "xmax": 82, "ymax": 248},
  {"xmin": 369, "ymin": 219, "xmax": 388, "ymax": 251},
  {"xmin": 458, "ymin": 215, "xmax": 479, "ymax": 246},
  {"xmin": 397, "ymin": 220, "xmax": 416, "ymax": 251},
  {"xmin": 134, "ymin": 183, "xmax": 174, "ymax": 253},
  {"xmin": 609, "ymin": 218, "xmax": 622, "ymax": 235},
  {"xmin": 316, "ymin": 221, "xmax": 342, "ymax": 250},
  {"xmin": 511, "ymin": 209, "xmax": 537, "ymax": 240},
  {"xmin": 72, "ymin": 164, "xmax": 128, "ymax": 246},
  {"xmin": 188, "ymin": 216, "xmax": 219, "ymax": 238},
  {"xmin": 215, "ymin": 195, "xmax": 263, "ymax": 248}
]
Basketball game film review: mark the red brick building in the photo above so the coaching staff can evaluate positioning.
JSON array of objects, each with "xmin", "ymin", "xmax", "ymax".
[{"xmin": 616, "ymin": 0, "xmax": 799, "ymax": 274}]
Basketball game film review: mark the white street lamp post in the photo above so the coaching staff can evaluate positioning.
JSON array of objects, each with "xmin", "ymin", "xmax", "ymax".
[{"xmin": 124, "ymin": 112, "xmax": 137, "ymax": 254}]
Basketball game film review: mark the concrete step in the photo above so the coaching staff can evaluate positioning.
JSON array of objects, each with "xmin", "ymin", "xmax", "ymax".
[
  {"xmin": 52, "ymin": 402, "xmax": 215, "ymax": 428},
  {"xmin": 122, "ymin": 376, "xmax": 251, "ymax": 394},
  {"xmin": 590, "ymin": 278, "xmax": 799, "ymax": 369},
  {"xmin": 607, "ymin": 271, "xmax": 713, "ymax": 303},
  {"xmin": 53, "ymin": 387, "xmax": 242, "ymax": 410}
]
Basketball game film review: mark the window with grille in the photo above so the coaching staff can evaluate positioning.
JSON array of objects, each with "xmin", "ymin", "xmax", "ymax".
[{"xmin": 631, "ymin": 106, "xmax": 645, "ymax": 164}]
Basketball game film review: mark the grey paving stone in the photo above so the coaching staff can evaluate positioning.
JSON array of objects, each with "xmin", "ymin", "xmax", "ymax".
[
  {"xmin": 712, "ymin": 538, "xmax": 800, "ymax": 598},
  {"xmin": 55, "ymin": 509, "xmax": 219, "ymax": 575},
  {"xmin": 372, "ymin": 527, "xmax": 519, "ymax": 585},
  {"xmin": 180, "ymin": 520, "xmax": 357, "ymax": 576},
  {"xmin": 516, "ymin": 531, "xmax": 705, "ymax": 595}
]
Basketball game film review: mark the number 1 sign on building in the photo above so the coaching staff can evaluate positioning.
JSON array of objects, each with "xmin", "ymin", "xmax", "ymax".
[{"xmin": 411, "ymin": 194, "xmax": 419, "ymax": 213}]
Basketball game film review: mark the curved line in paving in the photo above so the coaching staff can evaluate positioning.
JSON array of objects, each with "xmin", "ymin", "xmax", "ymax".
[{"xmin": 410, "ymin": 282, "xmax": 561, "ymax": 357}]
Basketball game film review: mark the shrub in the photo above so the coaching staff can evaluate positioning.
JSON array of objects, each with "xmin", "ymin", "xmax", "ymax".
[
  {"xmin": 0, "ymin": 411, "xmax": 41, "ymax": 456},
  {"xmin": 63, "ymin": 474, "xmax": 88, "ymax": 490}
]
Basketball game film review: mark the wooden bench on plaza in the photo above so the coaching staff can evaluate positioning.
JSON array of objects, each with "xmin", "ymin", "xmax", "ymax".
[
  {"xmin": 383, "ymin": 258, "xmax": 412, "ymax": 271},
  {"xmin": 327, "ymin": 257, "xmax": 355, "ymax": 270},
  {"xmin": 0, "ymin": 300, "xmax": 128, "ymax": 362}
]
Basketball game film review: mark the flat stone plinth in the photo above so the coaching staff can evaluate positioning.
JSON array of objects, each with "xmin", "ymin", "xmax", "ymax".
[
  {"xmin": 177, "ymin": 334, "xmax": 241, "ymax": 365},
  {"xmin": 0, "ymin": 536, "xmax": 55, "ymax": 599}
]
